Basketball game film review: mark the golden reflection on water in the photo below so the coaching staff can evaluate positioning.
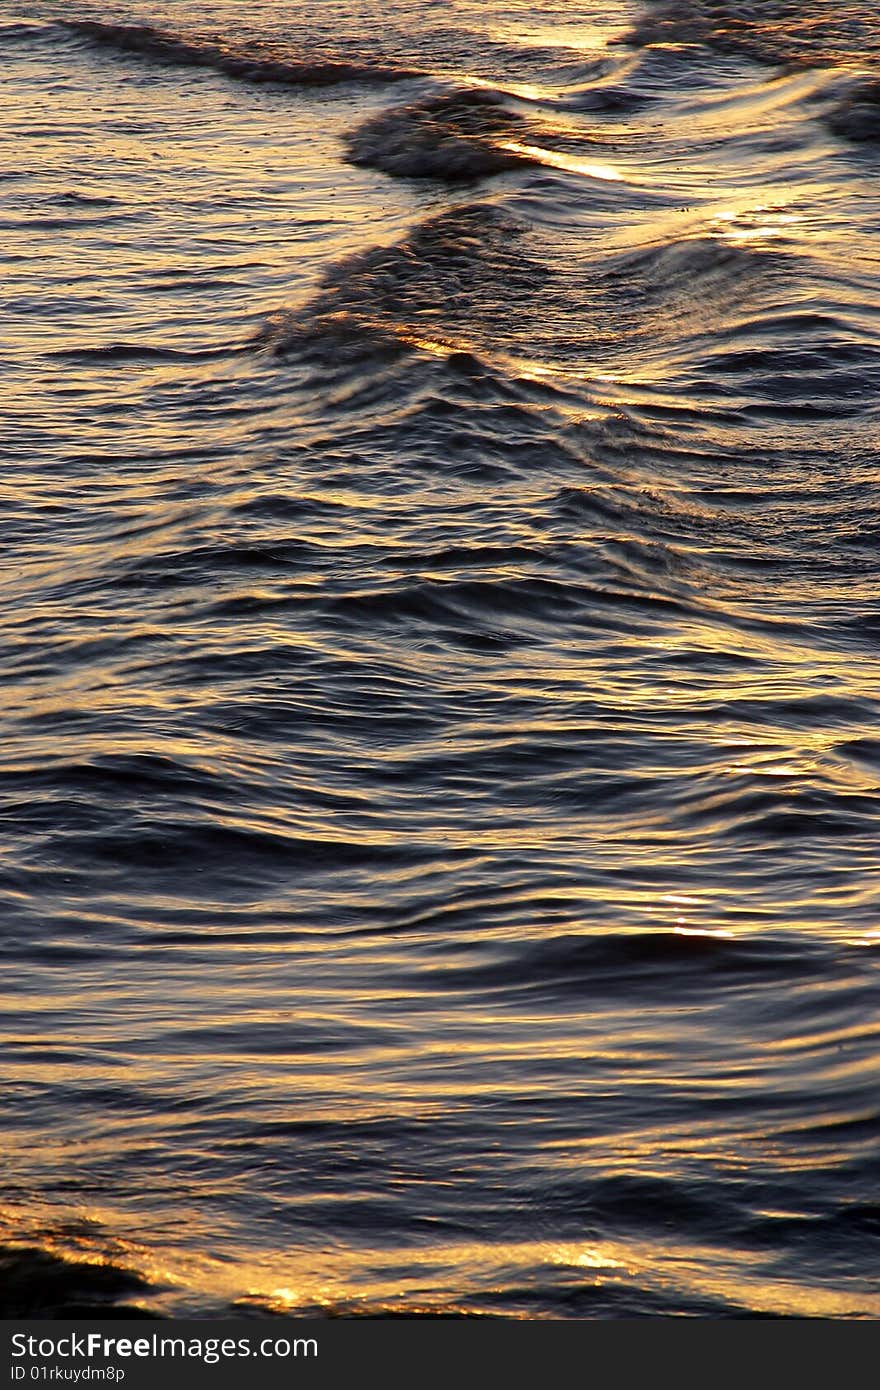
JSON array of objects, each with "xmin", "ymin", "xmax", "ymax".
[
  {"xmin": 11, "ymin": 1212, "xmax": 871, "ymax": 1320},
  {"xmin": 714, "ymin": 203, "xmax": 806, "ymax": 247},
  {"xmin": 498, "ymin": 141, "xmax": 626, "ymax": 182}
]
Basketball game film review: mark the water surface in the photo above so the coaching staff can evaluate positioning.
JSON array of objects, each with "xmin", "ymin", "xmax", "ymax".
[{"xmin": 2, "ymin": 0, "xmax": 879, "ymax": 1317}]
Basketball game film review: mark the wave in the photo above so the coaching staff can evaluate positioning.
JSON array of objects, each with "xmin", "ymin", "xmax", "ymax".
[
  {"xmin": 257, "ymin": 203, "xmax": 551, "ymax": 367},
  {"xmin": 7, "ymin": 0, "xmax": 880, "ymax": 1324},
  {"xmin": 0, "ymin": 1243, "xmax": 155, "ymax": 1318},
  {"xmin": 553, "ymin": 80, "xmax": 656, "ymax": 114},
  {"xmin": 53, "ymin": 189, "xmax": 116, "ymax": 207},
  {"xmin": 824, "ymin": 76, "xmax": 880, "ymax": 141},
  {"xmin": 606, "ymin": 233, "xmax": 785, "ymax": 305},
  {"xmin": 627, "ymin": 2, "xmax": 880, "ymax": 71},
  {"xmin": 1, "ymin": 22, "xmax": 52, "ymax": 44},
  {"xmin": 344, "ymin": 88, "xmax": 546, "ymax": 182},
  {"xmin": 399, "ymin": 930, "xmax": 841, "ymax": 1000},
  {"xmin": 46, "ymin": 341, "xmax": 240, "ymax": 366},
  {"xmin": 260, "ymin": 209, "xmax": 782, "ymax": 388},
  {"xmin": 60, "ymin": 18, "xmax": 421, "ymax": 86}
]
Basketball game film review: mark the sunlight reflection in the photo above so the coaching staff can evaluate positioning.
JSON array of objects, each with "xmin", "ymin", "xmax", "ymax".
[{"xmin": 713, "ymin": 203, "xmax": 806, "ymax": 246}]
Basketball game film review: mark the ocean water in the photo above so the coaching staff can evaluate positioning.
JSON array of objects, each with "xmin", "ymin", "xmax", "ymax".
[{"xmin": 2, "ymin": 0, "xmax": 879, "ymax": 1318}]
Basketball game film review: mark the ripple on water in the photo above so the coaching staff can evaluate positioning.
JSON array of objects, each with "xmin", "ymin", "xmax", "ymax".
[{"xmin": 2, "ymin": 0, "xmax": 880, "ymax": 1319}]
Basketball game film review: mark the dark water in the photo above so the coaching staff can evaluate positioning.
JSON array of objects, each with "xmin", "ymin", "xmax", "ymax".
[{"xmin": 2, "ymin": 0, "xmax": 879, "ymax": 1317}]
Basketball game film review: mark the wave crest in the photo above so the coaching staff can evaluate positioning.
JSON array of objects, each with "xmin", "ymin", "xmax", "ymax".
[
  {"xmin": 627, "ymin": 1, "xmax": 880, "ymax": 70},
  {"xmin": 0, "ymin": 1243, "xmax": 155, "ymax": 1318},
  {"xmin": 344, "ymin": 89, "xmax": 546, "ymax": 182},
  {"xmin": 825, "ymin": 76, "xmax": 880, "ymax": 140},
  {"xmin": 61, "ymin": 18, "xmax": 420, "ymax": 86},
  {"xmin": 259, "ymin": 204, "xmax": 549, "ymax": 367}
]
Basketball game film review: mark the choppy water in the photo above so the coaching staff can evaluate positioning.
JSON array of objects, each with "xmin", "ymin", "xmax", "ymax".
[{"xmin": 2, "ymin": 0, "xmax": 879, "ymax": 1318}]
